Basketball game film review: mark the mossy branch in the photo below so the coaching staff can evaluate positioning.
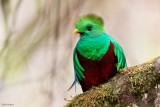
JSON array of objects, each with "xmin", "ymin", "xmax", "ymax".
[{"xmin": 66, "ymin": 56, "xmax": 160, "ymax": 107}]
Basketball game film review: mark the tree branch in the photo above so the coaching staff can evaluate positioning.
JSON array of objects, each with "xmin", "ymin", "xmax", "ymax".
[{"xmin": 66, "ymin": 56, "xmax": 160, "ymax": 107}]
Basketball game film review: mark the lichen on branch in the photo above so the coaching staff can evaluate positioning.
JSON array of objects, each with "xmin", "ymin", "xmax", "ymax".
[{"xmin": 66, "ymin": 56, "xmax": 160, "ymax": 107}]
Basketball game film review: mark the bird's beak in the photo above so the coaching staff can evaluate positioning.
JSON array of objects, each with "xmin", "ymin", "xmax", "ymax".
[{"xmin": 73, "ymin": 29, "xmax": 79, "ymax": 34}]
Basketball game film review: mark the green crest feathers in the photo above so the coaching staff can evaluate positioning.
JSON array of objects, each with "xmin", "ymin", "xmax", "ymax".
[{"xmin": 75, "ymin": 14, "xmax": 104, "ymax": 28}]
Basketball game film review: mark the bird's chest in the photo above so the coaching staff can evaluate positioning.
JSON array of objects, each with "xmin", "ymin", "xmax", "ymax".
[
  {"xmin": 76, "ymin": 41, "xmax": 117, "ymax": 91},
  {"xmin": 76, "ymin": 37, "xmax": 110, "ymax": 61}
]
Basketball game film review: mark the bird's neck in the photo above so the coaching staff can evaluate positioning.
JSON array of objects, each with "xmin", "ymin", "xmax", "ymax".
[{"xmin": 76, "ymin": 33, "xmax": 111, "ymax": 60}]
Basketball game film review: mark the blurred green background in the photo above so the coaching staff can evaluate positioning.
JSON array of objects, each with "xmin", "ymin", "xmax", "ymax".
[{"xmin": 0, "ymin": 0, "xmax": 160, "ymax": 107}]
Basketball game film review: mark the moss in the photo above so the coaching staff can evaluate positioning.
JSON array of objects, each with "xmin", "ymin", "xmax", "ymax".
[{"xmin": 66, "ymin": 57, "xmax": 160, "ymax": 107}]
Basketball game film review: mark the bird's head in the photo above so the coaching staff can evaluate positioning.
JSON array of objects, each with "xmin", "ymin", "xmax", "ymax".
[{"xmin": 73, "ymin": 14, "xmax": 105, "ymax": 37}]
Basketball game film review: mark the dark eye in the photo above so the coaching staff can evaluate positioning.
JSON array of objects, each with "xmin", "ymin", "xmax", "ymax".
[{"xmin": 87, "ymin": 26, "xmax": 92, "ymax": 31}]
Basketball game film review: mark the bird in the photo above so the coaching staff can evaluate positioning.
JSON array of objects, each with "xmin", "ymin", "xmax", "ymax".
[{"xmin": 71, "ymin": 14, "xmax": 127, "ymax": 92}]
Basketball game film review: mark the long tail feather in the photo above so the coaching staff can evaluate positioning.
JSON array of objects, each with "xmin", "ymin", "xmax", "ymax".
[{"xmin": 67, "ymin": 81, "xmax": 75, "ymax": 91}]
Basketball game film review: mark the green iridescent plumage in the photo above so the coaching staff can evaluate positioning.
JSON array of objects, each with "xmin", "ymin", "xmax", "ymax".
[
  {"xmin": 75, "ymin": 14, "xmax": 105, "ymax": 37},
  {"xmin": 75, "ymin": 14, "xmax": 104, "ymax": 28},
  {"xmin": 72, "ymin": 14, "xmax": 127, "ymax": 91}
]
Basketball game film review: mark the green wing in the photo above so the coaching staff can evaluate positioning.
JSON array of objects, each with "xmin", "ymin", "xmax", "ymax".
[
  {"xmin": 73, "ymin": 48, "xmax": 85, "ymax": 91},
  {"xmin": 110, "ymin": 37, "xmax": 127, "ymax": 71}
]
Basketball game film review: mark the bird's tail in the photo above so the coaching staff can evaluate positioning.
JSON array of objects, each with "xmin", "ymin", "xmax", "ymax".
[{"xmin": 67, "ymin": 81, "xmax": 75, "ymax": 91}]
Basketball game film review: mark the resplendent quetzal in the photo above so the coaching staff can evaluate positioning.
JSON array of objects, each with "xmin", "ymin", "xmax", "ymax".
[{"xmin": 72, "ymin": 14, "xmax": 127, "ymax": 92}]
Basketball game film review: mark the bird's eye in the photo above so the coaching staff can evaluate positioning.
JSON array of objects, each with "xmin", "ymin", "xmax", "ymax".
[{"xmin": 87, "ymin": 26, "xmax": 92, "ymax": 31}]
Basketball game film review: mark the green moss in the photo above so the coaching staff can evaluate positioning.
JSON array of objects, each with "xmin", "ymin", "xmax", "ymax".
[{"xmin": 66, "ymin": 57, "xmax": 160, "ymax": 107}]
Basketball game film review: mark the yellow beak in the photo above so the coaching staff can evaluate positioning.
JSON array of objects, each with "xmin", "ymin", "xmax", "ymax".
[{"xmin": 73, "ymin": 29, "xmax": 79, "ymax": 34}]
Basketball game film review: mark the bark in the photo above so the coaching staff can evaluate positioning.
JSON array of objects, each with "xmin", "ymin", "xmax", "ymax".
[{"xmin": 65, "ymin": 56, "xmax": 160, "ymax": 107}]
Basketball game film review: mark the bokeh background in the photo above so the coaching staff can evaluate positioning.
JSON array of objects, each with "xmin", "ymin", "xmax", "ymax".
[{"xmin": 0, "ymin": 0, "xmax": 160, "ymax": 107}]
